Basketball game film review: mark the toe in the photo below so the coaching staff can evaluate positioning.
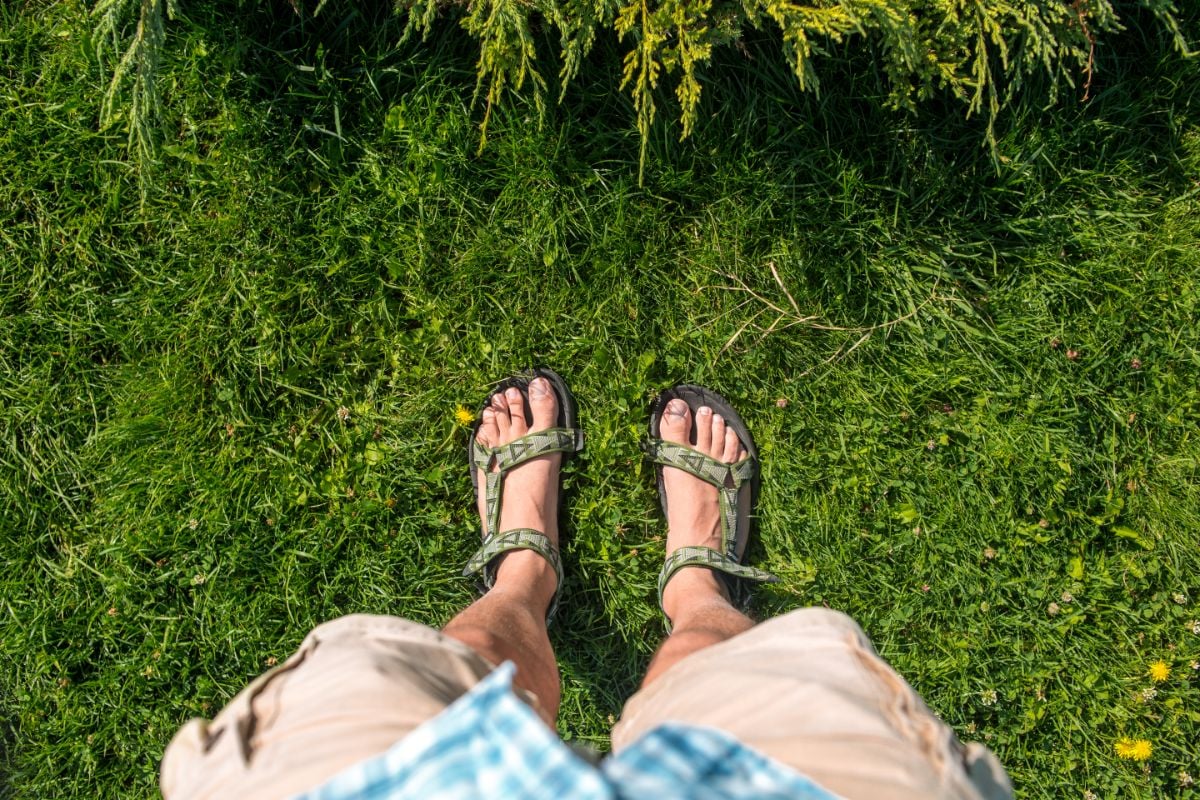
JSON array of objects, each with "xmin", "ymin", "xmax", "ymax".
[
  {"xmin": 505, "ymin": 386, "xmax": 528, "ymax": 437},
  {"xmin": 528, "ymin": 376, "xmax": 558, "ymax": 431},
  {"xmin": 695, "ymin": 406, "xmax": 713, "ymax": 451},
  {"xmin": 476, "ymin": 407, "xmax": 498, "ymax": 449},
  {"xmin": 709, "ymin": 414, "xmax": 726, "ymax": 458},
  {"xmin": 660, "ymin": 398, "xmax": 692, "ymax": 444},
  {"xmin": 491, "ymin": 392, "xmax": 511, "ymax": 440},
  {"xmin": 722, "ymin": 427, "xmax": 741, "ymax": 463}
]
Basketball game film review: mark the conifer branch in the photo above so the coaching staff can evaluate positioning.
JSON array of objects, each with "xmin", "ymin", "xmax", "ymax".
[{"xmin": 90, "ymin": 0, "xmax": 1189, "ymax": 184}]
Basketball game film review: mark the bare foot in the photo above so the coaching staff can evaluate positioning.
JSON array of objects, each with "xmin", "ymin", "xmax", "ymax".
[
  {"xmin": 657, "ymin": 398, "xmax": 747, "ymax": 623},
  {"xmin": 474, "ymin": 377, "xmax": 561, "ymax": 605}
]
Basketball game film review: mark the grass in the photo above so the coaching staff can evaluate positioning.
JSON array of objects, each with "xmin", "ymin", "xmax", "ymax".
[{"xmin": 1, "ymin": 1, "xmax": 1199, "ymax": 797}]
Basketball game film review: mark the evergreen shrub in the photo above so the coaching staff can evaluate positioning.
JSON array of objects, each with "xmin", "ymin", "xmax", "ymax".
[{"xmin": 93, "ymin": 0, "xmax": 1190, "ymax": 174}]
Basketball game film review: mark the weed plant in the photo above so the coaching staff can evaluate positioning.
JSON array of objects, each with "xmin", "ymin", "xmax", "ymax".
[{"xmin": 2, "ymin": 1, "xmax": 1199, "ymax": 798}]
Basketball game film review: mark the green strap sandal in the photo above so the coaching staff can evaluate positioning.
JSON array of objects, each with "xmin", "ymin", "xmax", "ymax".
[
  {"xmin": 644, "ymin": 385, "xmax": 778, "ymax": 630},
  {"xmin": 463, "ymin": 367, "xmax": 584, "ymax": 623}
]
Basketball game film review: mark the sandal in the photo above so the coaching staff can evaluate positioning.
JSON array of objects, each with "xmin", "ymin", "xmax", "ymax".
[
  {"xmin": 463, "ymin": 367, "xmax": 584, "ymax": 623},
  {"xmin": 644, "ymin": 384, "xmax": 778, "ymax": 629}
]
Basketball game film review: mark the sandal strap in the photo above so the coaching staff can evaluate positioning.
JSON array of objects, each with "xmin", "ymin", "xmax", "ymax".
[
  {"xmin": 473, "ymin": 427, "xmax": 583, "ymax": 536},
  {"xmin": 643, "ymin": 438, "xmax": 759, "ymax": 561},
  {"xmin": 463, "ymin": 528, "xmax": 564, "ymax": 622},
  {"xmin": 473, "ymin": 427, "xmax": 583, "ymax": 473},
  {"xmin": 657, "ymin": 546, "xmax": 779, "ymax": 629},
  {"xmin": 642, "ymin": 439, "xmax": 755, "ymax": 489}
]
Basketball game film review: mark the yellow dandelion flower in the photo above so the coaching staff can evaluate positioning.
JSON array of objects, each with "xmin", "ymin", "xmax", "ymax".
[
  {"xmin": 1149, "ymin": 660, "xmax": 1171, "ymax": 682},
  {"xmin": 454, "ymin": 405, "xmax": 475, "ymax": 427},
  {"xmin": 1114, "ymin": 738, "xmax": 1153, "ymax": 761}
]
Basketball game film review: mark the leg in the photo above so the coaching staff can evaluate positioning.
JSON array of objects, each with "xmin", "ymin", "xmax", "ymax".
[
  {"xmin": 441, "ymin": 557, "xmax": 559, "ymax": 723},
  {"xmin": 642, "ymin": 575, "xmax": 752, "ymax": 685},
  {"xmin": 618, "ymin": 399, "xmax": 1012, "ymax": 800},
  {"xmin": 617, "ymin": 608, "xmax": 1013, "ymax": 800},
  {"xmin": 162, "ymin": 378, "xmax": 568, "ymax": 800},
  {"xmin": 642, "ymin": 398, "xmax": 753, "ymax": 686},
  {"xmin": 442, "ymin": 377, "xmax": 563, "ymax": 723}
]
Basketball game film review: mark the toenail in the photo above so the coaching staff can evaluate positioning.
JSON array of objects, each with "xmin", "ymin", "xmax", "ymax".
[
  {"xmin": 506, "ymin": 387, "xmax": 522, "ymax": 400},
  {"xmin": 697, "ymin": 406, "xmax": 712, "ymax": 416},
  {"xmin": 482, "ymin": 408, "xmax": 494, "ymax": 418},
  {"xmin": 666, "ymin": 399, "xmax": 688, "ymax": 416},
  {"xmin": 529, "ymin": 378, "xmax": 550, "ymax": 396}
]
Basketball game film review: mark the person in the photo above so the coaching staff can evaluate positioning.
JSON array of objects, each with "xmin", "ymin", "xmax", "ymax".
[{"xmin": 161, "ymin": 369, "xmax": 1012, "ymax": 800}]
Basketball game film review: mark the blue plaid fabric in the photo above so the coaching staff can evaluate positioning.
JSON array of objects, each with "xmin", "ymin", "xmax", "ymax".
[{"xmin": 293, "ymin": 662, "xmax": 838, "ymax": 800}]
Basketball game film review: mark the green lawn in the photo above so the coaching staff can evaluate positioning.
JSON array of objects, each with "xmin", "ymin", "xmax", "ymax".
[{"xmin": 2, "ymin": 2, "xmax": 1199, "ymax": 798}]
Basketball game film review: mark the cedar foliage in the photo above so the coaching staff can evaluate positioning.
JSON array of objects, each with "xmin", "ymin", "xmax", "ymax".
[
  {"xmin": 93, "ymin": 0, "xmax": 1190, "ymax": 176},
  {"xmin": 92, "ymin": 0, "xmax": 179, "ymax": 164}
]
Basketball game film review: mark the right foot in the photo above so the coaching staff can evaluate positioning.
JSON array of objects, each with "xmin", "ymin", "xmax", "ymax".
[{"xmin": 657, "ymin": 399, "xmax": 748, "ymax": 622}]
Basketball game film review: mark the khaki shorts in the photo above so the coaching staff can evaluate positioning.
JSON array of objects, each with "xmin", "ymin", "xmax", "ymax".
[
  {"xmin": 161, "ymin": 610, "xmax": 1011, "ymax": 800},
  {"xmin": 611, "ymin": 608, "xmax": 1011, "ymax": 800}
]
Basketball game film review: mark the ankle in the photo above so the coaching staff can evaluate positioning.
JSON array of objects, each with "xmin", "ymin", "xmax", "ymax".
[
  {"xmin": 492, "ymin": 551, "xmax": 558, "ymax": 610},
  {"xmin": 660, "ymin": 567, "xmax": 732, "ymax": 626}
]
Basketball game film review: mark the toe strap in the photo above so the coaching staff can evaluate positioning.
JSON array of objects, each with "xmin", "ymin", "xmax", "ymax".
[
  {"xmin": 473, "ymin": 428, "xmax": 584, "ymax": 473},
  {"xmin": 463, "ymin": 529, "xmax": 564, "ymax": 623},
  {"xmin": 657, "ymin": 546, "xmax": 778, "ymax": 630},
  {"xmin": 642, "ymin": 439, "xmax": 755, "ymax": 488},
  {"xmin": 474, "ymin": 427, "xmax": 584, "ymax": 537}
]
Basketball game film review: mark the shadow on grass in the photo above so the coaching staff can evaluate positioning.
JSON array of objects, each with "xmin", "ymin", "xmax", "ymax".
[{"xmin": 164, "ymin": 0, "xmax": 1198, "ymax": 325}]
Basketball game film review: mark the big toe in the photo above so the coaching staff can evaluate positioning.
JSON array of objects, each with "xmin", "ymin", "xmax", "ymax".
[
  {"xmin": 528, "ymin": 376, "xmax": 558, "ymax": 430},
  {"xmin": 659, "ymin": 398, "xmax": 692, "ymax": 444}
]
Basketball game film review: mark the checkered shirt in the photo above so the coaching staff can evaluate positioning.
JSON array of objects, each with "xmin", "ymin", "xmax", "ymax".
[{"xmin": 292, "ymin": 661, "xmax": 838, "ymax": 800}]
